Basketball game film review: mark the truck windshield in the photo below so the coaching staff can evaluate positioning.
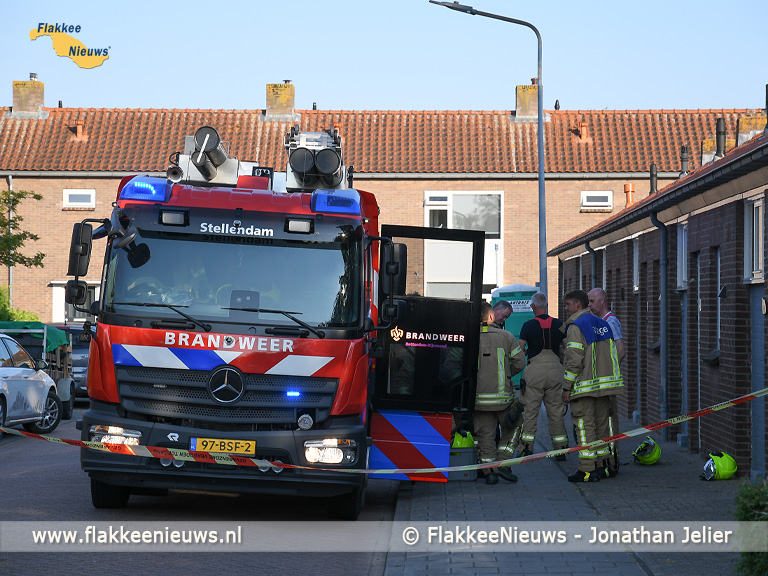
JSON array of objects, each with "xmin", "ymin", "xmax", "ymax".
[{"xmin": 103, "ymin": 230, "xmax": 362, "ymax": 328}]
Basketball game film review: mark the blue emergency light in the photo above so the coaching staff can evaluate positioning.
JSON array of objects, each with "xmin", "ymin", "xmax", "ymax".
[
  {"xmin": 286, "ymin": 391, "xmax": 301, "ymax": 398},
  {"xmin": 119, "ymin": 176, "xmax": 171, "ymax": 202},
  {"xmin": 310, "ymin": 189, "xmax": 361, "ymax": 215}
]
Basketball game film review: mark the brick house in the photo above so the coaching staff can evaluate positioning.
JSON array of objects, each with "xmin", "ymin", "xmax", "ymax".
[
  {"xmin": 549, "ymin": 115, "xmax": 768, "ymax": 478},
  {"xmin": 0, "ymin": 75, "xmax": 764, "ymax": 326}
]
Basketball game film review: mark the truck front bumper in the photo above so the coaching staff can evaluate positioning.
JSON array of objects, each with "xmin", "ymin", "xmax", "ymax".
[{"xmin": 81, "ymin": 400, "xmax": 368, "ymax": 498}]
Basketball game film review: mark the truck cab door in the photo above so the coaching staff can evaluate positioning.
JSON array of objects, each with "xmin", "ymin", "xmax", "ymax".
[{"xmin": 370, "ymin": 225, "xmax": 485, "ymax": 481}]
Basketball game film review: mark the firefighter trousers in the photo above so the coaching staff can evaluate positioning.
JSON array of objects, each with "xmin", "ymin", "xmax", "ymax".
[
  {"xmin": 518, "ymin": 350, "xmax": 568, "ymax": 453},
  {"xmin": 474, "ymin": 405, "xmax": 521, "ymax": 476},
  {"xmin": 570, "ymin": 395, "xmax": 612, "ymax": 473}
]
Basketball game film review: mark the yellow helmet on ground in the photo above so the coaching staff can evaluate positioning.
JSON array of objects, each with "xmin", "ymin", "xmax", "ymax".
[
  {"xmin": 632, "ymin": 436, "xmax": 661, "ymax": 465},
  {"xmin": 701, "ymin": 452, "xmax": 737, "ymax": 480}
]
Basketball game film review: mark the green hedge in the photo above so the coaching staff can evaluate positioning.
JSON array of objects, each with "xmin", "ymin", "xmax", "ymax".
[
  {"xmin": 0, "ymin": 285, "xmax": 39, "ymax": 321},
  {"xmin": 735, "ymin": 479, "xmax": 768, "ymax": 576}
]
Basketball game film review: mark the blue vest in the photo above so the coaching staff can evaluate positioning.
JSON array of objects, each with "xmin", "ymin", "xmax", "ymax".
[{"xmin": 571, "ymin": 313, "xmax": 613, "ymax": 346}]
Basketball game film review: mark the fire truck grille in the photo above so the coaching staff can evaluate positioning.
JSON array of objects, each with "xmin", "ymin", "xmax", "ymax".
[{"xmin": 116, "ymin": 367, "xmax": 338, "ymax": 425}]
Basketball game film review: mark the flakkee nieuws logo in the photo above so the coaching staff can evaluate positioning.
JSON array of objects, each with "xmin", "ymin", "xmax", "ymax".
[{"xmin": 30, "ymin": 22, "xmax": 110, "ymax": 69}]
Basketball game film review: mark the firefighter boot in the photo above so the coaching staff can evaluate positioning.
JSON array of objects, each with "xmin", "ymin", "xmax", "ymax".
[{"xmin": 497, "ymin": 466, "xmax": 518, "ymax": 483}]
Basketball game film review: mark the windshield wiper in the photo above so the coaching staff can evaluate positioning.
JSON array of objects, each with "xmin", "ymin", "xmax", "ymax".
[
  {"xmin": 111, "ymin": 302, "xmax": 212, "ymax": 332},
  {"xmin": 225, "ymin": 307, "xmax": 325, "ymax": 339}
]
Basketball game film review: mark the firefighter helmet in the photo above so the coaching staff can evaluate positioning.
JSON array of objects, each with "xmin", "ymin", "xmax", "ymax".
[
  {"xmin": 632, "ymin": 436, "xmax": 661, "ymax": 465},
  {"xmin": 452, "ymin": 431, "xmax": 474, "ymax": 449},
  {"xmin": 701, "ymin": 452, "xmax": 737, "ymax": 480}
]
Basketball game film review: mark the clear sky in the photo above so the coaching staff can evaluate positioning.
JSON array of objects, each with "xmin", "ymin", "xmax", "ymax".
[{"xmin": 4, "ymin": 0, "xmax": 767, "ymax": 113}]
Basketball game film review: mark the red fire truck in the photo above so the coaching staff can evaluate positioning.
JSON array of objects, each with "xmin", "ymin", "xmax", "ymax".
[{"xmin": 66, "ymin": 126, "xmax": 484, "ymax": 519}]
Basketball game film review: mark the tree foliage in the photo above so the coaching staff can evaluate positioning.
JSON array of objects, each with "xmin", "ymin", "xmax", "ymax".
[
  {"xmin": 0, "ymin": 285, "xmax": 39, "ymax": 321},
  {"xmin": 0, "ymin": 189, "xmax": 45, "ymax": 268}
]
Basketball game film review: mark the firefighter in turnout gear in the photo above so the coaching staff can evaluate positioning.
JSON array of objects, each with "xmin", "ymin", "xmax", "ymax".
[
  {"xmin": 561, "ymin": 290, "xmax": 624, "ymax": 483},
  {"xmin": 516, "ymin": 292, "xmax": 569, "ymax": 459},
  {"xmin": 475, "ymin": 301, "xmax": 526, "ymax": 484}
]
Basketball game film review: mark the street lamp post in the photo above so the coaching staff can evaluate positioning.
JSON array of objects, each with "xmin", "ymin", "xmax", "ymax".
[{"xmin": 429, "ymin": 1, "xmax": 547, "ymax": 297}]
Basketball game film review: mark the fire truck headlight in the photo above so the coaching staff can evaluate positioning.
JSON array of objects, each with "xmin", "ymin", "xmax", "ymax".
[
  {"xmin": 90, "ymin": 424, "xmax": 142, "ymax": 446},
  {"xmin": 304, "ymin": 439, "xmax": 357, "ymax": 464},
  {"xmin": 288, "ymin": 147, "xmax": 315, "ymax": 174}
]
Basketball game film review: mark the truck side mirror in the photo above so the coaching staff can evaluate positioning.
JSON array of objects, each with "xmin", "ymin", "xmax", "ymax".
[
  {"xmin": 380, "ymin": 242, "xmax": 407, "ymax": 296},
  {"xmin": 65, "ymin": 280, "xmax": 88, "ymax": 306},
  {"xmin": 380, "ymin": 299, "xmax": 407, "ymax": 324},
  {"xmin": 67, "ymin": 223, "xmax": 93, "ymax": 277}
]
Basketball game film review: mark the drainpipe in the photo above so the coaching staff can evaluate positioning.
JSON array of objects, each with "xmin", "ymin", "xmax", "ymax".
[
  {"xmin": 650, "ymin": 211, "xmax": 669, "ymax": 441},
  {"xmin": 6, "ymin": 175, "xmax": 12, "ymax": 308},
  {"xmin": 585, "ymin": 241, "xmax": 597, "ymax": 287}
]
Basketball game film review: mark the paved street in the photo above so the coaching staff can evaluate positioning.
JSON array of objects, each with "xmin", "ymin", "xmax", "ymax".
[{"xmin": 1, "ymin": 405, "xmax": 744, "ymax": 575}]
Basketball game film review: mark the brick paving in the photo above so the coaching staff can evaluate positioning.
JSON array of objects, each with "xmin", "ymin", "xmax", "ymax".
[{"xmin": 381, "ymin": 409, "xmax": 742, "ymax": 576}]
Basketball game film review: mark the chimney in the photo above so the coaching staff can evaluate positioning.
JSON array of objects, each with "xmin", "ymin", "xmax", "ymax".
[
  {"xmin": 75, "ymin": 119, "xmax": 84, "ymax": 139},
  {"xmin": 265, "ymin": 79, "xmax": 298, "ymax": 121},
  {"xmin": 578, "ymin": 121, "xmax": 589, "ymax": 140},
  {"xmin": 10, "ymin": 74, "xmax": 47, "ymax": 118},
  {"xmin": 714, "ymin": 118, "xmax": 726, "ymax": 160},
  {"xmin": 650, "ymin": 163, "xmax": 657, "ymax": 194},
  {"xmin": 515, "ymin": 79, "xmax": 538, "ymax": 120},
  {"xmin": 679, "ymin": 146, "xmax": 689, "ymax": 177},
  {"xmin": 624, "ymin": 183, "xmax": 635, "ymax": 208}
]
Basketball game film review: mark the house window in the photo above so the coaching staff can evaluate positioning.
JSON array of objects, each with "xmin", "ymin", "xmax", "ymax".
[
  {"xmin": 676, "ymin": 222, "xmax": 688, "ymax": 290},
  {"xmin": 425, "ymin": 192, "xmax": 501, "ymax": 238},
  {"xmin": 65, "ymin": 285, "xmax": 97, "ymax": 322},
  {"xmin": 744, "ymin": 197, "xmax": 764, "ymax": 282},
  {"xmin": 63, "ymin": 189, "xmax": 95, "ymax": 209},
  {"xmin": 580, "ymin": 191, "xmax": 613, "ymax": 210},
  {"xmin": 424, "ymin": 191, "xmax": 503, "ymax": 297}
]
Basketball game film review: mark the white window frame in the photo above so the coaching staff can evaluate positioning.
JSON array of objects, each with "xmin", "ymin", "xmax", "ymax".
[
  {"xmin": 744, "ymin": 196, "xmax": 764, "ymax": 283},
  {"xmin": 424, "ymin": 191, "xmax": 502, "ymax": 239},
  {"xmin": 676, "ymin": 222, "xmax": 688, "ymax": 290},
  {"xmin": 52, "ymin": 282, "xmax": 100, "ymax": 323},
  {"xmin": 580, "ymin": 190, "xmax": 613, "ymax": 210},
  {"xmin": 63, "ymin": 188, "xmax": 96, "ymax": 208}
]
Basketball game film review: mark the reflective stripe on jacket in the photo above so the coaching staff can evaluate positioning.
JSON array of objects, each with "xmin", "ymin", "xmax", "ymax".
[
  {"xmin": 563, "ymin": 309, "xmax": 623, "ymax": 398},
  {"xmin": 476, "ymin": 324, "xmax": 526, "ymax": 410}
]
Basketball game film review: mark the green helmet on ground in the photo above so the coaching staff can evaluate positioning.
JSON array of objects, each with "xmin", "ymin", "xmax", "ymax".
[
  {"xmin": 632, "ymin": 436, "xmax": 661, "ymax": 465},
  {"xmin": 702, "ymin": 452, "xmax": 737, "ymax": 480}
]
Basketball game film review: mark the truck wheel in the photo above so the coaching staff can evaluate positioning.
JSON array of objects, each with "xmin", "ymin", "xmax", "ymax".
[
  {"xmin": 328, "ymin": 485, "xmax": 365, "ymax": 521},
  {"xmin": 62, "ymin": 383, "xmax": 75, "ymax": 420},
  {"xmin": 23, "ymin": 390, "xmax": 62, "ymax": 434},
  {"xmin": 91, "ymin": 478, "xmax": 130, "ymax": 509}
]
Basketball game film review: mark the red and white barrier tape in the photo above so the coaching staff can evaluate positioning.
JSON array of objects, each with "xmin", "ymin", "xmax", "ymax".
[{"xmin": 2, "ymin": 386, "xmax": 766, "ymax": 475}]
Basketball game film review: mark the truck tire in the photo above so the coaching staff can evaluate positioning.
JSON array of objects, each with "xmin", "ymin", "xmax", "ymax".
[
  {"xmin": 328, "ymin": 485, "xmax": 365, "ymax": 521},
  {"xmin": 23, "ymin": 390, "xmax": 62, "ymax": 434},
  {"xmin": 91, "ymin": 478, "xmax": 130, "ymax": 509},
  {"xmin": 62, "ymin": 383, "xmax": 75, "ymax": 420}
]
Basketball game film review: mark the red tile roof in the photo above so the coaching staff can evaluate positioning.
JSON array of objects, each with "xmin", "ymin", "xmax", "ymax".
[{"xmin": 0, "ymin": 107, "xmax": 763, "ymax": 174}]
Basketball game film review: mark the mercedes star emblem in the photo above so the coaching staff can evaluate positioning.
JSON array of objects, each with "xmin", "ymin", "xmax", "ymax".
[{"xmin": 207, "ymin": 366, "xmax": 245, "ymax": 404}]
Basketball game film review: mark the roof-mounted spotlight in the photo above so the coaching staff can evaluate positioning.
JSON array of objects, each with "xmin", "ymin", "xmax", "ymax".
[
  {"xmin": 284, "ymin": 127, "xmax": 347, "ymax": 192},
  {"xmin": 192, "ymin": 126, "xmax": 230, "ymax": 181}
]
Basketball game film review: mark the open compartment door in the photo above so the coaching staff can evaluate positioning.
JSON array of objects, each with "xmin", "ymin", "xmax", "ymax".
[{"xmin": 370, "ymin": 225, "xmax": 485, "ymax": 481}]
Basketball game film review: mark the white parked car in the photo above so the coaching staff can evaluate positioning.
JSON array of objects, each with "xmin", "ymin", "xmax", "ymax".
[{"xmin": 0, "ymin": 333, "xmax": 62, "ymax": 437}]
